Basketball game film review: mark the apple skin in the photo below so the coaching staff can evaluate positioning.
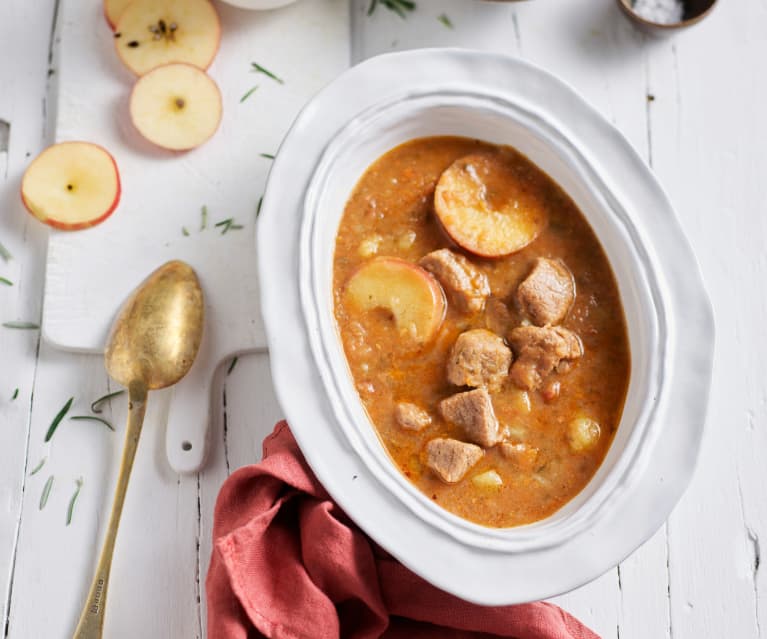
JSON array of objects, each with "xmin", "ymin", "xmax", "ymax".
[
  {"xmin": 114, "ymin": 0, "xmax": 222, "ymax": 76},
  {"xmin": 344, "ymin": 257, "xmax": 447, "ymax": 346},
  {"xmin": 434, "ymin": 154, "xmax": 547, "ymax": 258},
  {"xmin": 103, "ymin": 0, "xmax": 132, "ymax": 30},
  {"xmin": 129, "ymin": 63, "xmax": 223, "ymax": 151},
  {"xmin": 20, "ymin": 142, "xmax": 121, "ymax": 231}
]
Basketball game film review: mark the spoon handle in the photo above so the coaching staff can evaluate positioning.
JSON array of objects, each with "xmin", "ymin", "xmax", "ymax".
[{"xmin": 72, "ymin": 381, "xmax": 148, "ymax": 639}]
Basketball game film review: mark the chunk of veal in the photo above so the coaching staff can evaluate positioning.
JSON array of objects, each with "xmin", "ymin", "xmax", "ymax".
[
  {"xmin": 426, "ymin": 438, "xmax": 484, "ymax": 483},
  {"xmin": 440, "ymin": 388, "xmax": 500, "ymax": 448},
  {"xmin": 516, "ymin": 258, "xmax": 575, "ymax": 326},
  {"xmin": 447, "ymin": 329, "xmax": 512, "ymax": 391},
  {"xmin": 419, "ymin": 248, "xmax": 490, "ymax": 314},
  {"xmin": 395, "ymin": 402, "xmax": 432, "ymax": 432},
  {"xmin": 508, "ymin": 325, "xmax": 583, "ymax": 391}
]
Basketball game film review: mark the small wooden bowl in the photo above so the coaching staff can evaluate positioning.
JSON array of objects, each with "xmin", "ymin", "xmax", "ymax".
[{"xmin": 617, "ymin": 0, "xmax": 718, "ymax": 33}]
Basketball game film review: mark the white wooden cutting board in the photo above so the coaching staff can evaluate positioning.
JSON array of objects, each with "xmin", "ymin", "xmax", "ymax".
[{"xmin": 43, "ymin": 0, "xmax": 350, "ymax": 472}]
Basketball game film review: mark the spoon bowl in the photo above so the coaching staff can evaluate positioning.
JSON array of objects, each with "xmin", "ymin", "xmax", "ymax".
[
  {"xmin": 105, "ymin": 260, "xmax": 204, "ymax": 390},
  {"xmin": 73, "ymin": 260, "xmax": 204, "ymax": 639}
]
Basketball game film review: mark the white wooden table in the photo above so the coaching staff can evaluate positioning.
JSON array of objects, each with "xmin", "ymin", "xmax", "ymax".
[{"xmin": 1, "ymin": 1, "xmax": 763, "ymax": 637}]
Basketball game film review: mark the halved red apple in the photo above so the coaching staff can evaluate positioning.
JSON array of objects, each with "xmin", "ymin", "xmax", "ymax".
[
  {"xmin": 104, "ymin": 0, "xmax": 132, "ymax": 30},
  {"xmin": 21, "ymin": 142, "xmax": 120, "ymax": 230},
  {"xmin": 130, "ymin": 63, "xmax": 222, "ymax": 151},
  {"xmin": 114, "ymin": 0, "xmax": 221, "ymax": 76},
  {"xmin": 344, "ymin": 257, "xmax": 446, "ymax": 346},
  {"xmin": 434, "ymin": 154, "xmax": 548, "ymax": 257}
]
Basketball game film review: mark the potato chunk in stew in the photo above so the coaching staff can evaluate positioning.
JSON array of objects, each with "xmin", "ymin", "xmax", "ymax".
[{"xmin": 333, "ymin": 136, "xmax": 630, "ymax": 527}]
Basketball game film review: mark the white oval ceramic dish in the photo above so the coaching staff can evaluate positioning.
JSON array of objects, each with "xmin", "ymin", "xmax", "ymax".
[{"xmin": 257, "ymin": 49, "xmax": 714, "ymax": 604}]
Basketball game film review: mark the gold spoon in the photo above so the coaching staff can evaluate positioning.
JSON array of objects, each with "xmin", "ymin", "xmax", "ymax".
[{"xmin": 72, "ymin": 260, "xmax": 204, "ymax": 639}]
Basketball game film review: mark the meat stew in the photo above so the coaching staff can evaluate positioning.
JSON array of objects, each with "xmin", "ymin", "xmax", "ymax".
[{"xmin": 333, "ymin": 136, "xmax": 630, "ymax": 528}]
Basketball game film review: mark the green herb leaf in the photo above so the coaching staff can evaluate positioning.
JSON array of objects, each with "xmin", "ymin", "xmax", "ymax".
[
  {"xmin": 66, "ymin": 477, "xmax": 84, "ymax": 526},
  {"xmin": 437, "ymin": 13, "xmax": 453, "ymax": 28},
  {"xmin": 91, "ymin": 390, "xmax": 125, "ymax": 414},
  {"xmin": 227, "ymin": 356, "xmax": 239, "ymax": 375},
  {"xmin": 369, "ymin": 0, "xmax": 416, "ymax": 18},
  {"xmin": 0, "ymin": 276, "xmax": 12, "ymax": 286},
  {"xmin": 259, "ymin": 153, "xmax": 275, "ymax": 160},
  {"xmin": 71, "ymin": 415, "xmax": 115, "ymax": 431},
  {"xmin": 2, "ymin": 321, "xmax": 39, "ymax": 330},
  {"xmin": 29, "ymin": 456, "xmax": 47, "ymax": 476},
  {"xmin": 182, "ymin": 226, "xmax": 190, "ymax": 237},
  {"xmin": 12, "ymin": 388, "xmax": 19, "ymax": 400},
  {"xmin": 251, "ymin": 62, "xmax": 284, "ymax": 85},
  {"xmin": 39, "ymin": 475, "xmax": 54, "ymax": 510},
  {"xmin": 0, "ymin": 240, "xmax": 11, "ymax": 263},
  {"xmin": 256, "ymin": 196, "xmax": 263, "ymax": 218},
  {"xmin": 45, "ymin": 397, "xmax": 74, "ymax": 442},
  {"xmin": 240, "ymin": 85, "xmax": 259, "ymax": 103},
  {"xmin": 214, "ymin": 218, "xmax": 244, "ymax": 235},
  {"xmin": 201, "ymin": 205, "xmax": 208, "ymax": 231}
]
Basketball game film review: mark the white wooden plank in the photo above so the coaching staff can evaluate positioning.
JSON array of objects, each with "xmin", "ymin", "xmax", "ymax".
[
  {"xmin": 0, "ymin": 0, "xmax": 58, "ymax": 632},
  {"xmin": 647, "ymin": 1, "xmax": 767, "ymax": 637}
]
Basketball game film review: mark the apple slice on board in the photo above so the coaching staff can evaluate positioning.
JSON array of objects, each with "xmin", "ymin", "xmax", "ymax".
[
  {"xmin": 103, "ymin": 0, "xmax": 131, "ymax": 30},
  {"xmin": 344, "ymin": 257, "xmax": 446, "ymax": 347},
  {"xmin": 130, "ymin": 63, "xmax": 223, "ymax": 151},
  {"xmin": 21, "ymin": 142, "xmax": 121, "ymax": 231},
  {"xmin": 114, "ymin": 0, "xmax": 221, "ymax": 76},
  {"xmin": 434, "ymin": 154, "xmax": 548, "ymax": 258}
]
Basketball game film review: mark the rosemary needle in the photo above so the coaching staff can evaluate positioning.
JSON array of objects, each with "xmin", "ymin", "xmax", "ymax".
[
  {"xmin": 66, "ymin": 477, "xmax": 84, "ymax": 526},
  {"xmin": 260, "ymin": 153, "xmax": 275, "ymax": 160},
  {"xmin": 29, "ymin": 457, "xmax": 47, "ymax": 476},
  {"xmin": 240, "ymin": 85, "xmax": 259, "ymax": 103},
  {"xmin": 45, "ymin": 397, "xmax": 74, "ymax": 442},
  {"xmin": 201, "ymin": 205, "xmax": 208, "ymax": 231},
  {"xmin": 182, "ymin": 226, "xmax": 190, "ymax": 237},
  {"xmin": 39, "ymin": 475, "xmax": 54, "ymax": 510},
  {"xmin": 71, "ymin": 415, "xmax": 115, "ymax": 432},
  {"xmin": 11, "ymin": 388, "xmax": 18, "ymax": 400},
  {"xmin": 0, "ymin": 240, "xmax": 11, "ymax": 262},
  {"xmin": 2, "ymin": 321, "xmax": 39, "ymax": 330},
  {"xmin": 227, "ymin": 356, "xmax": 239, "ymax": 375},
  {"xmin": 251, "ymin": 62, "xmax": 284, "ymax": 85},
  {"xmin": 438, "ymin": 13, "xmax": 453, "ymax": 29},
  {"xmin": 90, "ymin": 390, "xmax": 125, "ymax": 414},
  {"xmin": 0, "ymin": 276, "xmax": 12, "ymax": 286},
  {"xmin": 256, "ymin": 196, "xmax": 263, "ymax": 218}
]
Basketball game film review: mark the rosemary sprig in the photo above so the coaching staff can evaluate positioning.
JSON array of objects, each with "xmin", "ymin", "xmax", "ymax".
[
  {"xmin": 91, "ymin": 390, "xmax": 124, "ymax": 414},
  {"xmin": 182, "ymin": 226, "xmax": 190, "ymax": 237},
  {"xmin": 66, "ymin": 477, "xmax": 84, "ymax": 526},
  {"xmin": 438, "ymin": 13, "xmax": 453, "ymax": 29},
  {"xmin": 240, "ymin": 85, "xmax": 259, "ymax": 103},
  {"xmin": 0, "ymin": 276, "xmax": 12, "ymax": 286},
  {"xmin": 11, "ymin": 388, "xmax": 18, "ymax": 400},
  {"xmin": 368, "ymin": 0, "xmax": 416, "ymax": 18},
  {"xmin": 39, "ymin": 475, "xmax": 54, "ymax": 510},
  {"xmin": 29, "ymin": 457, "xmax": 47, "ymax": 476},
  {"xmin": 71, "ymin": 415, "xmax": 115, "ymax": 432},
  {"xmin": 215, "ymin": 218, "xmax": 244, "ymax": 235},
  {"xmin": 227, "ymin": 356, "xmax": 239, "ymax": 375},
  {"xmin": 44, "ymin": 397, "xmax": 74, "ymax": 442},
  {"xmin": 0, "ymin": 240, "xmax": 11, "ymax": 263},
  {"xmin": 251, "ymin": 62, "xmax": 284, "ymax": 85},
  {"xmin": 2, "ymin": 321, "xmax": 39, "ymax": 330},
  {"xmin": 201, "ymin": 205, "xmax": 208, "ymax": 231},
  {"xmin": 260, "ymin": 153, "xmax": 275, "ymax": 160},
  {"xmin": 256, "ymin": 196, "xmax": 263, "ymax": 218}
]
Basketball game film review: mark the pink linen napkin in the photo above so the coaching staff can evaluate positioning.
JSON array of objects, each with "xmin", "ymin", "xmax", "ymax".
[{"xmin": 207, "ymin": 421, "xmax": 599, "ymax": 639}]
